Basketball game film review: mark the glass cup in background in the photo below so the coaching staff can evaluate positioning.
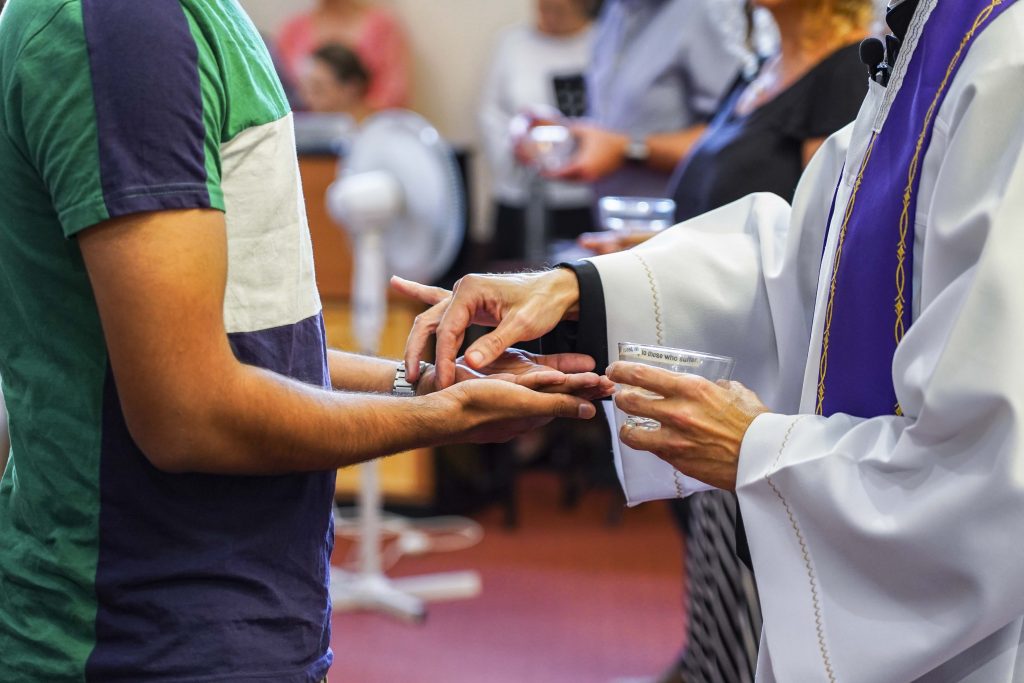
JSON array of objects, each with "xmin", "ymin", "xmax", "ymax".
[
  {"xmin": 616, "ymin": 342, "xmax": 735, "ymax": 430},
  {"xmin": 598, "ymin": 196, "xmax": 676, "ymax": 232},
  {"xmin": 525, "ymin": 125, "xmax": 577, "ymax": 173}
]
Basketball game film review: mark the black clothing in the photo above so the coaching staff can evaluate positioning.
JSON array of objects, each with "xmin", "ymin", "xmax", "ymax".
[
  {"xmin": 490, "ymin": 202, "xmax": 595, "ymax": 261},
  {"xmin": 668, "ymin": 43, "xmax": 867, "ymax": 222}
]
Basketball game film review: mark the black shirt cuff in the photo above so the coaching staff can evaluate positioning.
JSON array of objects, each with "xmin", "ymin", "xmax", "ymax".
[{"xmin": 540, "ymin": 261, "xmax": 610, "ymax": 375}]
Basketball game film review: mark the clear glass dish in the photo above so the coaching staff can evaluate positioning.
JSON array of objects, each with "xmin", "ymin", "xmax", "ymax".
[
  {"xmin": 616, "ymin": 342, "xmax": 734, "ymax": 429},
  {"xmin": 598, "ymin": 196, "xmax": 676, "ymax": 232}
]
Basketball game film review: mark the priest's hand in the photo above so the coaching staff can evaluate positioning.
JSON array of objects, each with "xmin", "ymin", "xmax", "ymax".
[
  {"xmin": 418, "ymin": 349, "xmax": 614, "ymax": 401},
  {"xmin": 608, "ymin": 361, "xmax": 770, "ymax": 491},
  {"xmin": 391, "ymin": 270, "xmax": 581, "ymax": 389}
]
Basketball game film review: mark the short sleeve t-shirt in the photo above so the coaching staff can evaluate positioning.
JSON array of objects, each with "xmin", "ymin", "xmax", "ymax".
[{"xmin": 0, "ymin": 1, "xmax": 333, "ymax": 680}]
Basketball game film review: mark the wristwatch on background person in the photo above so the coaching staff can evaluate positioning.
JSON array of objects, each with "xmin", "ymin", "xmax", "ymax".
[
  {"xmin": 624, "ymin": 136, "xmax": 650, "ymax": 164},
  {"xmin": 392, "ymin": 361, "xmax": 430, "ymax": 396}
]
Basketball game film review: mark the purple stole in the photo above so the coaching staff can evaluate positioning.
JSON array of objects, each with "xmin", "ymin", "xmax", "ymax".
[{"xmin": 816, "ymin": 0, "xmax": 1017, "ymax": 418}]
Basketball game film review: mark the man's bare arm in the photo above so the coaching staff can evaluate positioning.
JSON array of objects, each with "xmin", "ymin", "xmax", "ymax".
[
  {"xmin": 79, "ymin": 209, "xmax": 594, "ymax": 475},
  {"xmin": 326, "ymin": 350, "xmax": 397, "ymax": 394}
]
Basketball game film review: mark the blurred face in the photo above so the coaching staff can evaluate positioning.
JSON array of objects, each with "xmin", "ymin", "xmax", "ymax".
[
  {"xmin": 300, "ymin": 59, "xmax": 365, "ymax": 115},
  {"xmin": 537, "ymin": 0, "xmax": 588, "ymax": 36}
]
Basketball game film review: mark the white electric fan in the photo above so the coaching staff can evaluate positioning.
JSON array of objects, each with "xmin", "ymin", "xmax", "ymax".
[{"xmin": 325, "ymin": 110, "xmax": 478, "ymax": 622}]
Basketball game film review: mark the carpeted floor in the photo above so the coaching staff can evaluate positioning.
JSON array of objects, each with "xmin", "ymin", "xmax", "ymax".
[{"xmin": 328, "ymin": 472, "xmax": 685, "ymax": 683}]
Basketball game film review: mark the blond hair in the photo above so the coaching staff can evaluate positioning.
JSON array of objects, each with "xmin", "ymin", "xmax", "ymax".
[{"xmin": 803, "ymin": 0, "xmax": 876, "ymax": 53}]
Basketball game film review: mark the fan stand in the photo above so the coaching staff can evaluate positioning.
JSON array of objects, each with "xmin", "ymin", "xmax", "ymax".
[
  {"xmin": 328, "ymin": 460, "xmax": 481, "ymax": 623},
  {"xmin": 328, "ymin": 228, "xmax": 481, "ymax": 624}
]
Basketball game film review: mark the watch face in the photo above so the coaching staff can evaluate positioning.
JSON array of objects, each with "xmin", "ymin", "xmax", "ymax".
[{"xmin": 626, "ymin": 140, "xmax": 649, "ymax": 162}]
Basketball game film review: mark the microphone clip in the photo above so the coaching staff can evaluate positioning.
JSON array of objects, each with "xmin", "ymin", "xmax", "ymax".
[{"xmin": 859, "ymin": 35, "xmax": 901, "ymax": 88}]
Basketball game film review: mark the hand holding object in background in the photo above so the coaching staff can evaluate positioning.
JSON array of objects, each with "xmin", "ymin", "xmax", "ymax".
[
  {"xmin": 509, "ymin": 104, "xmax": 566, "ymax": 166},
  {"xmin": 547, "ymin": 121, "xmax": 630, "ymax": 182}
]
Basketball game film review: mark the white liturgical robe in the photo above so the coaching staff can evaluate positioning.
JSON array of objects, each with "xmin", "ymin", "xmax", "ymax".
[{"xmin": 588, "ymin": 0, "xmax": 1024, "ymax": 680}]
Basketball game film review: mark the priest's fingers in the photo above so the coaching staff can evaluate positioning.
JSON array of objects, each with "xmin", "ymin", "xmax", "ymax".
[
  {"xmin": 390, "ymin": 276, "xmax": 451, "ymax": 306},
  {"xmin": 608, "ymin": 361, "xmax": 712, "ymax": 401},
  {"xmin": 404, "ymin": 299, "xmax": 447, "ymax": 383},
  {"xmin": 613, "ymin": 385, "xmax": 676, "ymax": 425},
  {"xmin": 619, "ymin": 421, "xmax": 740, "ymax": 491},
  {"xmin": 619, "ymin": 421, "xmax": 695, "ymax": 461},
  {"xmin": 434, "ymin": 298, "xmax": 474, "ymax": 389},
  {"xmin": 530, "ymin": 352, "xmax": 596, "ymax": 374}
]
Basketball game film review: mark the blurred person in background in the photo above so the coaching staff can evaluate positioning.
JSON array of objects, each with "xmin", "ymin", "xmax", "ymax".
[
  {"xmin": 551, "ymin": 0, "xmax": 751, "ymax": 199},
  {"xmin": 479, "ymin": 0, "xmax": 597, "ymax": 260},
  {"xmin": 300, "ymin": 42, "xmax": 374, "ymax": 121},
  {"xmin": 277, "ymin": 0, "xmax": 411, "ymax": 110}
]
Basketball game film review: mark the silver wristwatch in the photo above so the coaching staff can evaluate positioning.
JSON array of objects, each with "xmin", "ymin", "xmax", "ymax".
[
  {"xmin": 624, "ymin": 137, "xmax": 650, "ymax": 163},
  {"xmin": 392, "ymin": 361, "xmax": 429, "ymax": 396}
]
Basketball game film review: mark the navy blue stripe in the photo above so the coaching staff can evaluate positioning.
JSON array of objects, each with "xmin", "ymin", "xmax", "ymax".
[
  {"xmin": 86, "ymin": 314, "xmax": 333, "ymax": 681},
  {"xmin": 81, "ymin": 0, "xmax": 211, "ymax": 217},
  {"xmin": 227, "ymin": 313, "xmax": 331, "ymax": 387}
]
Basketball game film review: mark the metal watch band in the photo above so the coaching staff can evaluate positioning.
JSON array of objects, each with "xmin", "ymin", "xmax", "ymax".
[
  {"xmin": 625, "ymin": 137, "xmax": 650, "ymax": 163},
  {"xmin": 392, "ymin": 361, "xmax": 428, "ymax": 396}
]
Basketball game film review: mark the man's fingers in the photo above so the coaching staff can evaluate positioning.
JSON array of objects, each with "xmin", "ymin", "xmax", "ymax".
[
  {"xmin": 514, "ymin": 370, "xmax": 568, "ymax": 391},
  {"xmin": 557, "ymin": 373, "xmax": 611, "ymax": 400},
  {"xmin": 390, "ymin": 276, "xmax": 450, "ymax": 306},
  {"xmin": 503, "ymin": 382, "xmax": 596, "ymax": 420},
  {"xmin": 576, "ymin": 375, "xmax": 615, "ymax": 399},
  {"xmin": 538, "ymin": 393, "xmax": 596, "ymax": 420},
  {"xmin": 607, "ymin": 361, "xmax": 701, "ymax": 399},
  {"xmin": 532, "ymin": 352, "xmax": 596, "ymax": 374}
]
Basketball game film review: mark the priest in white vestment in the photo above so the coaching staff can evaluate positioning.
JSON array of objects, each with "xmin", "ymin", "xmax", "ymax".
[{"xmin": 393, "ymin": 0, "xmax": 1024, "ymax": 680}]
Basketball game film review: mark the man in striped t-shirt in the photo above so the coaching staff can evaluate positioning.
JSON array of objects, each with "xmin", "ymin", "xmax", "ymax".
[{"xmin": 0, "ymin": 1, "xmax": 602, "ymax": 680}]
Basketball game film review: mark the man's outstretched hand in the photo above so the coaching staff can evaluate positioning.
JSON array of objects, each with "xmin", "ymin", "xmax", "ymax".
[
  {"xmin": 391, "ymin": 270, "xmax": 582, "ymax": 389},
  {"xmin": 436, "ymin": 379, "xmax": 596, "ymax": 445},
  {"xmin": 418, "ymin": 348, "xmax": 614, "ymax": 401}
]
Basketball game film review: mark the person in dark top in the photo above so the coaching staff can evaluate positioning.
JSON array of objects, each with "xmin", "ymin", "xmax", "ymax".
[{"xmin": 669, "ymin": 41, "xmax": 866, "ymax": 222}]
